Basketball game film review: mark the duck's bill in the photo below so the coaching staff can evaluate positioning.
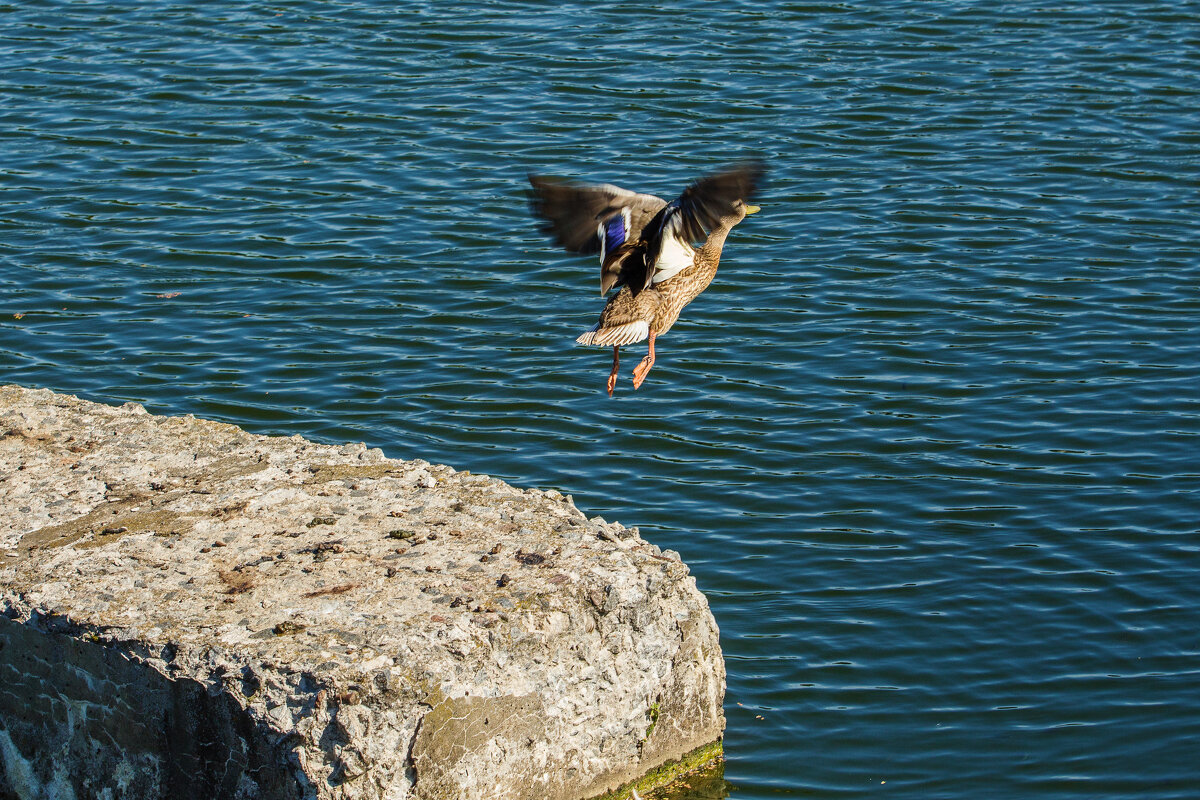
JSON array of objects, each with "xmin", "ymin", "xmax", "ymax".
[{"xmin": 745, "ymin": 204, "xmax": 761, "ymax": 214}]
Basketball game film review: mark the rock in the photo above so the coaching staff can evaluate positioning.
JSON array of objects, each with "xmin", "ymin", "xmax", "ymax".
[{"xmin": 0, "ymin": 386, "xmax": 725, "ymax": 800}]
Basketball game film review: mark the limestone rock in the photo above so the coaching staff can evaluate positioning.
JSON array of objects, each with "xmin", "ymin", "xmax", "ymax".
[{"xmin": 0, "ymin": 386, "xmax": 724, "ymax": 799}]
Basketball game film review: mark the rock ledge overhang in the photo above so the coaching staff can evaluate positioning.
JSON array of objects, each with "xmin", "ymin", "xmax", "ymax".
[{"xmin": 0, "ymin": 385, "xmax": 725, "ymax": 800}]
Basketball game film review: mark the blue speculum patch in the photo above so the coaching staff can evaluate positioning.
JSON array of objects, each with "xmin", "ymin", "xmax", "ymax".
[{"xmin": 603, "ymin": 215, "xmax": 625, "ymax": 253}]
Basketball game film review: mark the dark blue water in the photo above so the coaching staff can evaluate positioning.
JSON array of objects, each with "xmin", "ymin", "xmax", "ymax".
[{"xmin": 3, "ymin": 2, "xmax": 1199, "ymax": 797}]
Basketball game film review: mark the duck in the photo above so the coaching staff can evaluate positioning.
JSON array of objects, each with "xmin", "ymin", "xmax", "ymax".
[{"xmin": 528, "ymin": 161, "xmax": 764, "ymax": 395}]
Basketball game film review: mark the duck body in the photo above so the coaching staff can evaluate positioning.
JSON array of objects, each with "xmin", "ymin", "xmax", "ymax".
[
  {"xmin": 581, "ymin": 241, "xmax": 710, "ymax": 344},
  {"xmin": 528, "ymin": 162, "xmax": 763, "ymax": 395}
]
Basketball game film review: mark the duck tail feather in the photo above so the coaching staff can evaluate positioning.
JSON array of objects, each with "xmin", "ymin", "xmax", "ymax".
[
  {"xmin": 576, "ymin": 320, "xmax": 649, "ymax": 348},
  {"xmin": 575, "ymin": 321, "xmax": 601, "ymax": 346}
]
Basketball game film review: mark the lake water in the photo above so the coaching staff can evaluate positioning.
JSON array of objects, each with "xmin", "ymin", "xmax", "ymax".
[{"xmin": 3, "ymin": 1, "xmax": 1198, "ymax": 797}]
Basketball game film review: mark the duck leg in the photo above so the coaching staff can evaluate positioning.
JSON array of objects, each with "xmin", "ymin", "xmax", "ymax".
[
  {"xmin": 607, "ymin": 346, "xmax": 620, "ymax": 397},
  {"xmin": 631, "ymin": 331, "xmax": 657, "ymax": 390}
]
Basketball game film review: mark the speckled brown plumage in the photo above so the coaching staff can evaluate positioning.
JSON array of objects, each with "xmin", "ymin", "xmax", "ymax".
[{"xmin": 595, "ymin": 218, "xmax": 736, "ymax": 338}]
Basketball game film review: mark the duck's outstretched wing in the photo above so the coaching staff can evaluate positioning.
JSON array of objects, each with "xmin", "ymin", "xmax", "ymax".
[
  {"xmin": 626, "ymin": 161, "xmax": 767, "ymax": 292},
  {"xmin": 527, "ymin": 176, "xmax": 666, "ymax": 292},
  {"xmin": 661, "ymin": 161, "xmax": 765, "ymax": 246}
]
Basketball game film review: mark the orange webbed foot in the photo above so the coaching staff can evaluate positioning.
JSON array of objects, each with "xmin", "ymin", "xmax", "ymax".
[
  {"xmin": 631, "ymin": 357, "xmax": 653, "ymax": 389},
  {"xmin": 631, "ymin": 331, "xmax": 657, "ymax": 390}
]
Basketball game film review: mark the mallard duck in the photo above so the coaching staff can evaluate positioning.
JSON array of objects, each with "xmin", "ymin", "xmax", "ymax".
[{"xmin": 528, "ymin": 161, "xmax": 764, "ymax": 395}]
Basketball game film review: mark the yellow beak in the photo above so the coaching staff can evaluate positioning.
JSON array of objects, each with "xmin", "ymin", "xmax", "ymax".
[{"xmin": 745, "ymin": 204, "xmax": 761, "ymax": 215}]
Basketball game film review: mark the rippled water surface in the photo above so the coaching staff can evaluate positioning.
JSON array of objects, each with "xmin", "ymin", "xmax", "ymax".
[{"xmin": 3, "ymin": 1, "xmax": 1199, "ymax": 797}]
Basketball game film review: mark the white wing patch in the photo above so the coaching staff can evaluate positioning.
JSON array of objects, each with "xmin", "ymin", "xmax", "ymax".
[
  {"xmin": 575, "ymin": 320, "xmax": 649, "ymax": 347},
  {"xmin": 652, "ymin": 236, "xmax": 694, "ymax": 284},
  {"xmin": 650, "ymin": 207, "xmax": 695, "ymax": 284}
]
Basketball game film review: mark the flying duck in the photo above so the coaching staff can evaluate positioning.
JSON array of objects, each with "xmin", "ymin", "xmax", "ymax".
[{"xmin": 528, "ymin": 161, "xmax": 764, "ymax": 395}]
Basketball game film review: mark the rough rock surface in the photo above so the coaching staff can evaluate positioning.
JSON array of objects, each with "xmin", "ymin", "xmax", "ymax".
[{"xmin": 0, "ymin": 386, "xmax": 725, "ymax": 800}]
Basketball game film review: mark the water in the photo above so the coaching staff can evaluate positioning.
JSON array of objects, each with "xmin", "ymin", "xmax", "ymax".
[{"xmin": 3, "ymin": 1, "xmax": 1199, "ymax": 797}]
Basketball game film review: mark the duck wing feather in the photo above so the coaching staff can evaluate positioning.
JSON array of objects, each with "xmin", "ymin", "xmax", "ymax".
[
  {"xmin": 527, "ymin": 176, "xmax": 666, "ymax": 256},
  {"xmin": 528, "ymin": 161, "xmax": 763, "ymax": 297},
  {"xmin": 628, "ymin": 161, "xmax": 766, "ymax": 293},
  {"xmin": 660, "ymin": 160, "xmax": 765, "ymax": 246}
]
